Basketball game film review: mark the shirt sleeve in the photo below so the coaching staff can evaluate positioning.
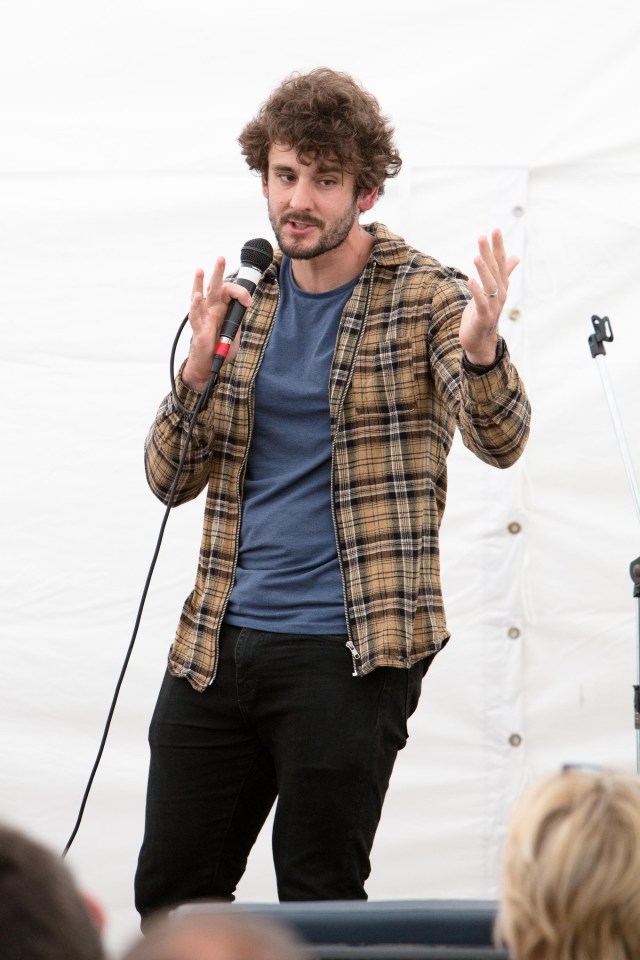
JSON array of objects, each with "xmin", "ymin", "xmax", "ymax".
[
  {"xmin": 428, "ymin": 273, "xmax": 531, "ymax": 468},
  {"xmin": 144, "ymin": 363, "xmax": 218, "ymax": 506}
]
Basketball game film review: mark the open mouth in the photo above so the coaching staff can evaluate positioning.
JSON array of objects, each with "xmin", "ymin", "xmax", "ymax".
[{"xmin": 288, "ymin": 220, "xmax": 316, "ymax": 233}]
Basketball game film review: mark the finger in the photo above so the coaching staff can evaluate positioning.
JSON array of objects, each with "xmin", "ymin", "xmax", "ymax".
[
  {"xmin": 478, "ymin": 235, "xmax": 501, "ymax": 286},
  {"xmin": 474, "ymin": 254, "xmax": 500, "ymax": 297},
  {"xmin": 206, "ymin": 256, "xmax": 226, "ymax": 302},
  {"xmin": 506, "ymin": 255, "xmax": 520, "ymax": 278},
  {"xmin": 190, "ymin": 269, "xmax": 206, "ymax": 321},
  {"xmin": 490, "ymin": 228, "xmax": 509, "ymax": 283},
  {"xmin": 476, "ymin": 240, "xmax": 501, "ymax": 295},
  {"xmin": 192, "ymin": 268, "xmax": 205, "ymax": 301},
  {"xmin": 220, "ymin": 280, "xmax": 254, "ymax": 309},
  {"xmin": 468, "ymin": 277, "xmax": 497, "ymax": 318},
  {"xmin": 469, "ymin": 280, "xmax": 500, "ymax": 329}
]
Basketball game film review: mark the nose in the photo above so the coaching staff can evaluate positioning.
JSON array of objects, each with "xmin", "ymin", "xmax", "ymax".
[{"xmin": 289, "ymin": 178, "xmax": 314, "ymax": 212}]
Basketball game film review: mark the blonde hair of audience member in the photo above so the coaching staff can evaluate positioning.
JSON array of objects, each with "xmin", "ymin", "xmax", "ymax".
[
  {"xmin": 0, "ymin": 822, "xmax": 105, "ymax": 960},
  {"xmin": 495, "ymin": 767, "xmax": 640, "ymax": 960},
  {"xmin": 121, "ymin": 911, "xmax": 305, "ymax": 960}
]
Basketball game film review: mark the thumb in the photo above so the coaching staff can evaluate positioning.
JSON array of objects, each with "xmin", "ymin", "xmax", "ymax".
[{"xmin": 506, "ymin": 256, "xmax": 520, "ymax": 277}]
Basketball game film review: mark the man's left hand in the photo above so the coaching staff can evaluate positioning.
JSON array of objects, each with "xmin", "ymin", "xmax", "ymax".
[{"xmin": 459, "ymin": 228, "xmax": 519, "ymax": 366}]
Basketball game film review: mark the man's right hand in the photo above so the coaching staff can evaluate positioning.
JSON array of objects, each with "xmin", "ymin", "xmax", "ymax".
[{"xmin": 182, "ymin": 257, "xmax": 254, "ymax": 392}]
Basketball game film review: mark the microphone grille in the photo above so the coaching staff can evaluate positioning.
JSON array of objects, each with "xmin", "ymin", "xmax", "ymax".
[{"xmin": 241, "ymin": 238, "xmax": 274, "ymax": 273}]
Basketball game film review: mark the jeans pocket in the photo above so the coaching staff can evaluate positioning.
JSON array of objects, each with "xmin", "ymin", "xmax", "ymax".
[
  {"xmin": 373, "ymin": 667, "xmax": 420, "ymax": 751},
  {"xmin": 404, "ymin": 661, "xmax": 427, "ymax": 735}
]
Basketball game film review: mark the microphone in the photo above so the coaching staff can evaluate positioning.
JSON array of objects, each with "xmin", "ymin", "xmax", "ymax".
[{"xmin": 210, "ymin": 238, "xmax": 274, "ymax": 375}]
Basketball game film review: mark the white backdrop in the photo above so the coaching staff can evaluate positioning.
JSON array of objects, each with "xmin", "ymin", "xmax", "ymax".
[{"xmin": 2, "ymin": 0, "xmax": 640, "ymax": 954}]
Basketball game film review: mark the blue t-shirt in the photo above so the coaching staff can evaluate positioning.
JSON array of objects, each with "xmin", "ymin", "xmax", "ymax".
[{"xmin": 224, "ymin": 257, "xmax": 358, "ymax": 634}]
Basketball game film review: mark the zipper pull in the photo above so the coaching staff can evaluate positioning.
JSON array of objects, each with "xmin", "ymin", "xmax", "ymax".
[{"xmin": 345, "ymin": 640, "xmax": 361, "ymax": 677}]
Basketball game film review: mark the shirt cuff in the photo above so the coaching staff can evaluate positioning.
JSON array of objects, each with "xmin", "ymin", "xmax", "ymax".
[
  {"xmin": 165, "ymin": 360, "xmax": 208, "ymax": 417},
  {"xmin": 462, "ymin": 337, "xmax": 505, "ymax": 374}
]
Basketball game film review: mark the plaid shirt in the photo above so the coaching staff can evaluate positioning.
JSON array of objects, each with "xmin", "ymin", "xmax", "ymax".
[{"xmin": 146, "ymin": 223, "xmax": 531, "ymax": 691}]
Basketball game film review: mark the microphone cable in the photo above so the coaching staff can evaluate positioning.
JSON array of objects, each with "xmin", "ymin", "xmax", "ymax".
[
  {"xmin": 62, "ymin": 237, "xmax": 273, "ymax": 857},
  {"xmin": 62, "ymin": 318, "xmax": 216, "ymax": 857}
]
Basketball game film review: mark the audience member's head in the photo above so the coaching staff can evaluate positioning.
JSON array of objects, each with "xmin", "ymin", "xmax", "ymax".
[
  {"xmin": 0, "ymin": 821, "xmax": 105, "ymax": 960},
  {"xmin": 121, "ymin": 910, "xmax": 305, "ymax": 960},
  {"xmin": 495, "ymin": 766, "xmax": 640, "ymax": 960}
]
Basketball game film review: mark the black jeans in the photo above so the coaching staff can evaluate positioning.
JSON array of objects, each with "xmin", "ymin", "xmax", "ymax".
[{"xmin": 135, "ymin": 625, "xmax": 430, "ymax": 919}]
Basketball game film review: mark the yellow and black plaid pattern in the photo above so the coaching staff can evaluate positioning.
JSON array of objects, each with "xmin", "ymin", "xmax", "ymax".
[{"xmin": 145, "ymin": 223, "xmax": 531, "ymax": 691}]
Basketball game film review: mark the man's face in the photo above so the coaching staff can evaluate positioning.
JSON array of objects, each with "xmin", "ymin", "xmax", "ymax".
[{"xmin": 262, "ymin": 144, "xmax": 362, "ymax": 260}]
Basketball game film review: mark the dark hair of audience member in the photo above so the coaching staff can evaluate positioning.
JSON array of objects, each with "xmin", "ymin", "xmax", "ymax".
[{"xmin": 0, "ymin": 822, "xmax": 105, "ymax": 960}]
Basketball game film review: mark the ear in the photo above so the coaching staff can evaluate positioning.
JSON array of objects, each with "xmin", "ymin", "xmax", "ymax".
[
  {"xmin": 357, "ymin": 187, "xmax": 378, "ymax": 213},
  {"xmin": 261, "ymin": 174, "xmax": 269, "ymax": 199}
]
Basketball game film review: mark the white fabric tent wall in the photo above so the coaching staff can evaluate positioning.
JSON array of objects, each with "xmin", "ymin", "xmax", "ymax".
[{"xmin": 2, "ymin": 0, "xmax": 640, "ymax": 953}]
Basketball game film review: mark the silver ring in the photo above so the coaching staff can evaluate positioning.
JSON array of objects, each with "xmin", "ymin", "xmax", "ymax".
[{"xmin": 483, "ymin": 288, "xmax": 499, "ymax": 298}]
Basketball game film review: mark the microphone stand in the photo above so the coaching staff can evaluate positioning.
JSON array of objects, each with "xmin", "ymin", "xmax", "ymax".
[{"xmin": 588, "ymin": 315, "xmax": 640, "ymax": 772}]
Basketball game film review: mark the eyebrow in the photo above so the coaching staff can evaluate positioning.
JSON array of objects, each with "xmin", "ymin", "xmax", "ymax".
[{"xmin": 271, "ymin": 163, "xmax": 343, "ymax": 176}]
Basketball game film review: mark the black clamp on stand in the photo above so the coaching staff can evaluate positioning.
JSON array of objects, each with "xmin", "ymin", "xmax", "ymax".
[{"xmin": 589, "ymin": 315, "xmax": 640, "ymax": 770}]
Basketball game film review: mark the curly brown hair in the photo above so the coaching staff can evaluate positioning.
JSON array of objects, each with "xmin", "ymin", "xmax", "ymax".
[{"xmin": 238, "ymin": 68, "xmax": 402, "ymax": 196}]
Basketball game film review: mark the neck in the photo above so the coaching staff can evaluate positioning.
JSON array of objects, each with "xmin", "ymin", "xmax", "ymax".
[{"xmin": 290, "ymin": 224, "xmax": 374, "ymax": 293}]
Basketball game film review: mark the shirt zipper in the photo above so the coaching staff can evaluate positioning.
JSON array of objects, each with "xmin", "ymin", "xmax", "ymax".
[
  {"xmin": 345, "ymin": 640, "xmax": 361, "ymax": 677},
  {"xmin": 207, "ymin": 283, "xmax": 280, "ymax": 685},
  {"xmin": 329, "ymin": 263, "xmax": 376, "ymax": 678}
]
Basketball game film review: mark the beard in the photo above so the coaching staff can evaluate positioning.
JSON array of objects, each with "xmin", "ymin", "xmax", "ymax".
[{"xmin": 269, "ymin": 199, "xmax": 359, "ymax": 260}]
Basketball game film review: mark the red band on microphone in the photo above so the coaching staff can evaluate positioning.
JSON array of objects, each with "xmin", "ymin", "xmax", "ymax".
[{"xmin": 213, "ymin": 342, "xmax": 231, "ymax": 359}]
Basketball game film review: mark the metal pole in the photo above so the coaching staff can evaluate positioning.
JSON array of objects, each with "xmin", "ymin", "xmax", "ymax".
[
  {"xmin": 593, "ymin": 355, "xmax": 640, "ymax": 525},
  {"xmin": 588, "ymin": 315, "xmax": 640, "ymax": 771}
]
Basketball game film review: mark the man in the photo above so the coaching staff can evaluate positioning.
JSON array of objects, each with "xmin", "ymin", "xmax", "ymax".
[
  {"xmin": 0, "ymin": 822, "xmax": 105, "ymax": 960},
  {"xmin": 135, "ymin": 67, "xmax": 530, "ymax": 920}
]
